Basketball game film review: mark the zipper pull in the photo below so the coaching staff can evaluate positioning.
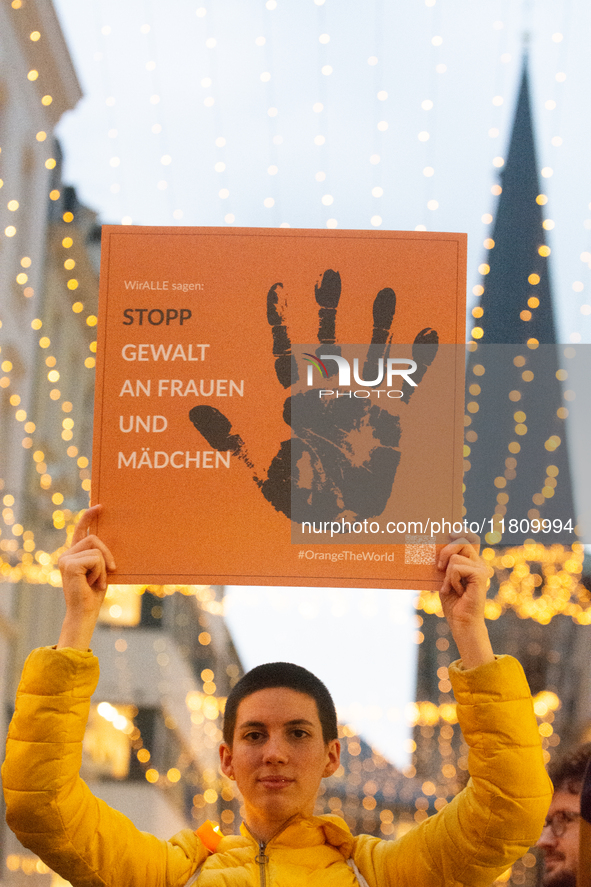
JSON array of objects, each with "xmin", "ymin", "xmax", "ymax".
[{"xmin": 255, "ymin": 842, "xmax": 269, "ymax": 887}]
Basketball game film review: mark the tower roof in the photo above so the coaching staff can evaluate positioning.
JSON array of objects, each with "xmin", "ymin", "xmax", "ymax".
[{"xmin": 463, "ymin": 58, "xmax": 576, "ymax": 544}]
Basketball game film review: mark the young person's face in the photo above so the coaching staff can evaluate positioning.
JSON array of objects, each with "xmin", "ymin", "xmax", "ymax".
[
  {"xmin": 219, "ymin": 687, "xmax": 340, "ymax": 841},
  {"xmin": 536, "ymin": 789, "xmax": 581, "ymax": 887}
]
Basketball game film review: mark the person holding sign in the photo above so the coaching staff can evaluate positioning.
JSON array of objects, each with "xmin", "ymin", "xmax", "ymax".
[{"xmin": 3, "ymin": 506, "xmax": 551, "ymax": 886}]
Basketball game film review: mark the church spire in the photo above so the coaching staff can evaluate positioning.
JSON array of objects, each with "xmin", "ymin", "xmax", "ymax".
[
  {"xmin": 475, "ymin": 59, "xmax": 557, "ymax": 345},
  {"xmin": 463, "ymin": 57, "xmax": 576, "ymax": 544}
]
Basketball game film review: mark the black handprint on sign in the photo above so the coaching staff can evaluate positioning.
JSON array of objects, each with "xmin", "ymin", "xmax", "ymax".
[{"xmin": 189, "ymin": 271, "xmax": 438, "ymax": 523}]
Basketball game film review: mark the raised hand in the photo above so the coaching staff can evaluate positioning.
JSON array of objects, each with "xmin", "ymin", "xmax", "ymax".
[
  {"xmin": 56, "ymin": 505, "xmax": 116, "ymax": 650},
  {"xmin": 189, "ymin": 270, "xmax": 438, "ymax": 524},
  {"xmin": 438, "ymin": 535, "xmax": 495, "ymax": 668}
]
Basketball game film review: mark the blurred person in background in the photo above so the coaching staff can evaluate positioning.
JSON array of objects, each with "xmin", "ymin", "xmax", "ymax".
[{"xmin": 536, "ymin": 743, "xmax": 591, "ymax": 887}]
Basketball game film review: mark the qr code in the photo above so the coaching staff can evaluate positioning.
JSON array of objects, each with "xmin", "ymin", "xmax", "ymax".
[{"xmin": 404, "ymin": 536, "xmax": 437, "ymax": 565}]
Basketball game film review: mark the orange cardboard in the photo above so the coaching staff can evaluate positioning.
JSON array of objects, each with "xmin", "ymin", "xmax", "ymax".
[{"xmin": 92, "ymin": 227, "xmax": 466, "ymax": 589}]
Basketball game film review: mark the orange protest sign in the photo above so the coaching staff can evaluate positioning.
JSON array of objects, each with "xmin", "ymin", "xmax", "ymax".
[{"xmin": 92, "ymin": 227, "xmax": 466, "ymax": 589}]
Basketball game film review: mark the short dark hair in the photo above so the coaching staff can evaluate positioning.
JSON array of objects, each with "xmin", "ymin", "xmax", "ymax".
[
  {"xmin": 222, "ymin": 662, "xmax": 338, "ymax": 746},
  {"xmin": 548, "ymin": 742, "xmax": 591, "ymax": 794}
]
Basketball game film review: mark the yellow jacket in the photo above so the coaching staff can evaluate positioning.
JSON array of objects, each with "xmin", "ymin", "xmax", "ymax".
[{"xmin": 2, "ymin": 648, "xmax": 551, "ymax": 887}]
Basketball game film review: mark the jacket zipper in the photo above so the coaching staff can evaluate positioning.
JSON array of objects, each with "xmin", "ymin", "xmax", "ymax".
[
  {"xmin": 245, "ymin": 817, "xmax": 297, "ymax": 887},
  {"xmin": 255, "ymin": 840, "xmax": 269, "ymax": 887}
]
